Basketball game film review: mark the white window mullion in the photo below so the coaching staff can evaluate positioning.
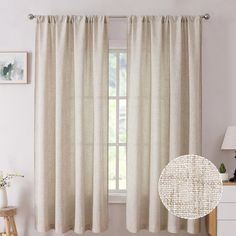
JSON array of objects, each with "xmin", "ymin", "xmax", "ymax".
[
  {"xmin": 109, "ymin": 143, "xmax": 126, "ymax": 147},
  {"xmin": 109, "ymin": 96, "xmax": 127, "ymax": 99}
]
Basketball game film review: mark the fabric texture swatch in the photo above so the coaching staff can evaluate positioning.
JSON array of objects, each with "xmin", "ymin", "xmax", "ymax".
[{"xmin": 159, "ymin": 155, "xmax": 223, "ymax": 219}]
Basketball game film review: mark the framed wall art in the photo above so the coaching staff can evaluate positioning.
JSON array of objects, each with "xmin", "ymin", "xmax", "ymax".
[{"xmin": 0, "ymin": 52, "xmax": 27, "ymax": 84}]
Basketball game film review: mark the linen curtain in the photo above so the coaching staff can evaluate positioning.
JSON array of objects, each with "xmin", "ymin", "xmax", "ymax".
[
  {"xmin": 127, "ymin": 16, "xmax": 202, "ymax": 234},
  {"xmin": 35, "ymin": 16, "xmax": 108, "ymax": 234}
]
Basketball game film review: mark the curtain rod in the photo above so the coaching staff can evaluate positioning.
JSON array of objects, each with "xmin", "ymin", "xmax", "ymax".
[{"xmin": 28, "ymin": 13, "xmax": 210, "ymax": 20}]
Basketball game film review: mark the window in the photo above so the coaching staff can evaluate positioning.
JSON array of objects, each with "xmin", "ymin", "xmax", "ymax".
[{"xmin": 108, "ymin": 48, "xmax": 127, "ymax": 202}]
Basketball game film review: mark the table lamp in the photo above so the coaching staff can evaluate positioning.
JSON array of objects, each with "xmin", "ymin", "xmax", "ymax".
[{"xmin": 221, "ymin": 126, "xmax": 236, "ymax": 182}]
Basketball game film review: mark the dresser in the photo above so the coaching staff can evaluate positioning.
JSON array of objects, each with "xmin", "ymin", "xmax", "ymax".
[{"xmin": 206, "ymin": 182, "xmax": 236, "ymax": 236}]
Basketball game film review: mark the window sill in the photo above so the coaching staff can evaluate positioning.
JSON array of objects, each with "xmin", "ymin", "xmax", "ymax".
[{"xmin": 109, "ymin": 192, "xmax": 126, "ymax": 204}]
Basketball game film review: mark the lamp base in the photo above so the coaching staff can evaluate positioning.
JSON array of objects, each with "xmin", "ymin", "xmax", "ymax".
[{"xmin": 229, "ymin": 169, "xmax": 236, "ymax": 182}]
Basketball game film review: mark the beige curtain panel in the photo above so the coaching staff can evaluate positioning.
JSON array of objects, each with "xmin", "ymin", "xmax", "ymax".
[
  {"xmin": 35, "ymin": 16, "xmax": 109, "ymax": 234},
  {"xmin": 126, "ymin": 16, "xmax": 202, "ymax": 234}
]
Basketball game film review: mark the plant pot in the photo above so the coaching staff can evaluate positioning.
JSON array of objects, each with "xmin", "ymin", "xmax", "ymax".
[
  {"xmin": 220, "ymin": 173, "xmax": 229, "ymax": 182},
  {"xmin": 0, "ymin": 188, "xmax": 8, "ymax": 208}
]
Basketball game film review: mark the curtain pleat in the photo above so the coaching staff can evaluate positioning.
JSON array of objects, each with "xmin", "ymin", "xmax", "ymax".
[
  {"xmin": 127, "ymin": 16, "xmax": 202, "ymax": 234},
  {"xmin": 35, "ymin": 16, "xmax": 108, "ymax": 234}
]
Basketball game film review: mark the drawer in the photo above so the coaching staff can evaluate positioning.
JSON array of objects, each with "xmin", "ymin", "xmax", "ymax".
[
  {"xmin": 220, "ymin": 186, "xmax": 236, "ymax": 202},
  {"xmin": 217, "ymin": 203, "xmax": 236, "ymax": 220},
  {"xmin": 217, "ymin": 221, "xmax": 236, "ymax": 236}
]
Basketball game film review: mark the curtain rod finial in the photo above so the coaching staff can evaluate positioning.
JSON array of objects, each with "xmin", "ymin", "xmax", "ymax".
[
  {"xmin": 203, "ymin": 13, "xmax": 210, "ymax": 20},
  {"xmin": 28, "ymin": 14, "xmax": 35, "ymax": 20}
]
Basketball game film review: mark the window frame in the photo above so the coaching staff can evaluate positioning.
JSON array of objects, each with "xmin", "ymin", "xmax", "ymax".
[{"xmin": 108, "ymin": 40, "xmax": 127, "ymax": 204}]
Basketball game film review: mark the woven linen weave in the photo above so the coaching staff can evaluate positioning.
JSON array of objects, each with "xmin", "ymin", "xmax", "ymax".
[{"xmin": 159, "ymin": 155, "xmax": 223, "ymax": 219}]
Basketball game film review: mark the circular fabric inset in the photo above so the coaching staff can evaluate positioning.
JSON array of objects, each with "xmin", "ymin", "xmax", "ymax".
[{"xmin": 158, "ymin": 154, "xmax": 223, "ymax": 219}]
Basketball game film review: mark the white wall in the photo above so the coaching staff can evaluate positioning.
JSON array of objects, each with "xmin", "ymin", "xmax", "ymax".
[{"xmin": 0, "ymin": 0, "xmax": 236, "ymax": 235}]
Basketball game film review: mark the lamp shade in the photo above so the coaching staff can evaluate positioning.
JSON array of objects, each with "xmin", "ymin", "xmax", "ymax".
[{"xmin": 221, "ymin": 126, "xmax": 236, "ymax": 150}]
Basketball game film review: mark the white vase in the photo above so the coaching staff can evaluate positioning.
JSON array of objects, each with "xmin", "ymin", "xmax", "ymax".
[
  {"xmin": 0, "ymin": 188, "xmax": 8, "ymax": 208},
  {"xmin": 220, "ymin": 173, "xmax": 229, "ymax": 182}
]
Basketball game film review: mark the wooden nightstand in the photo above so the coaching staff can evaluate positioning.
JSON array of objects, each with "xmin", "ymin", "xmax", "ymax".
[{"xmin": 206, "ymin": 182, "xmax": 236, "ymax": 236}]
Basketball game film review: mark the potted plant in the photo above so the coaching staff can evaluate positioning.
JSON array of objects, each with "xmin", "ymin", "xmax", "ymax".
[
  {"xmin": 219, "ymin": 163, "xmax": 228, "ymax": 182},
  {"xmin": 0, "ymin": 171, "xmax": 24, "ymax": 208}
]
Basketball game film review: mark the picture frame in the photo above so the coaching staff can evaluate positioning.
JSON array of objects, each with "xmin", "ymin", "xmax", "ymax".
[{"xmin": 0, "ymin": 52, "xmax": 27, "ymax": 84}]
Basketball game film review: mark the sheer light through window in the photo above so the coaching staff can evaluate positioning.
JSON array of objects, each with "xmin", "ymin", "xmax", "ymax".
[{"xmin": 108, "ymin": 50, "xmax": 127, "ymax": 192}]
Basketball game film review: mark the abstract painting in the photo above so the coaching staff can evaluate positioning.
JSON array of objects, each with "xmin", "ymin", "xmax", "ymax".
[{"xmin": 0, "ymin": 52, "xmax": 27, "ymax": 84}]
